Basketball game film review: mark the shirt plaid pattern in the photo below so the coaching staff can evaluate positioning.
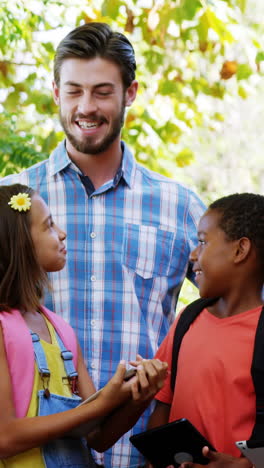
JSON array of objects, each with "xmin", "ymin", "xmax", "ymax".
[{"xmin": 1, "ymin": 141, "xmax": 205, "ymax": 467}]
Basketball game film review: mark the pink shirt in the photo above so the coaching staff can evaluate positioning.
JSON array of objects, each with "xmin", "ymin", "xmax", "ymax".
[
  {"xmin": 0, "ymin": 306, "xmax": 78, "ymax": 418},
  {"xmin": 155, "ymin": 306, "xmax": 262, "ymax": 457}
]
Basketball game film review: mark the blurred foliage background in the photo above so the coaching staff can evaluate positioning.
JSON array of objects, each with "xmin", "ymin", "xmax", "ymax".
[{"xmin": 1, "ymin": 0, "xmax": 264, "ymax": 308}]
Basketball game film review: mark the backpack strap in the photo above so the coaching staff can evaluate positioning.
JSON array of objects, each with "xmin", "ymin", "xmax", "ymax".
[
  {"xmin": 250, "ymin": 305, "xmax": 264, "ymax": 440},
  {"xmin": 170, "ymin": 297, "xmax": 219, "ymax": 392}
]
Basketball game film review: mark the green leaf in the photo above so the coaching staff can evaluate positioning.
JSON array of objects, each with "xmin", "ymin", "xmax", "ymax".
[
  {"xmin": 179, "ymin": 0, "xmax": 201, "ymax": 21},
  {"xmin": 256, "ymin": 51, "xmax": 264, "ymax": 63},
  {"xmin": 176, "ymin": 148, "xmax": 195, "ymax": 167},
  {"xmin": 208, "ymin": 83, "xmax": 225, "ymax": 99},
  {"xmin": 158, "ymin": 121, "xmax": 182, "ymax": 144},
  {"xmin": 213, "ymin": 112, "xmax": 225, "ymax": 122},
  {"xmin": 42, "ymin": 42, "xmax": 55, "ymax": 54},
  {"xmin": 4, "ymin": 91, "xmax": 20, "ymax": 112},
  {"xmin": 203, "ymin": 8, "xmax": 234, "ymax": 43},
  {"xmin": 236, "ymin": 63, "xmax": 252, "ymax": 81},
  {"xmin": 144, "ymin": 49, "xmax": 164, "ymax": 74},
  {"xmin": 238, "ymin": 85, "xmax": 248, "ymax": 98},
  {"xmin": 158, "ymin": 79, "xmax": 183, "ymax": 98},
  {"xmin": 101, "ymin": 0, "xmax": 121, "ymax": 19},
  {"xmin": 197, "ymin": 13, "xmax": 209, "ymax": 43},
  {"xmin": 237, "ymin": 0, "xmax": 247, "ymax": 13}
]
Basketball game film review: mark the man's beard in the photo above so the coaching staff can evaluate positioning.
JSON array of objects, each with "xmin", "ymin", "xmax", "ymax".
[{"xmin": 59, "ymin": 104, "xmax": 126, "ymax": 155}]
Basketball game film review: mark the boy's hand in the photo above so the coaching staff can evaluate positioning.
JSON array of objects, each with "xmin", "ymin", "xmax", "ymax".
[
  {"xmin": 130, "ymin": 358, "xmax": 168, "ymax": 402},
  {"xmin": 97, "ymin": 357, "xmax": 167, "ymax": 412},
  {"xmin": 179, "ymin": 446, "xmax": 254, "ymax": 468}
]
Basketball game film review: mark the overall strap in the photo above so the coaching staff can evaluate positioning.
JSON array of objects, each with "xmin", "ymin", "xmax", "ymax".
[
  {"xmin": 250, "ymin": 305, "xmax": 264, "ymax": 440},
  {"xmin": 31, "ymin": 331, "xmax": 51, "ymax": 396},
  {"xmin": 30, "ymin": 329, "xmax": 78, "ymax": 395},
  {"xmin": 55, "ymin": 331, "xmax": 78, "ymax": 381},
  {"xmin": 170, "ymin": 297, "xmax": 219, "ymax": 392}
]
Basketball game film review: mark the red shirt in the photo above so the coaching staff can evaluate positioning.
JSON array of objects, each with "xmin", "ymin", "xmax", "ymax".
[{"xmin": 155, "ymin": 306, "xmax": 262, "ymax": 456}]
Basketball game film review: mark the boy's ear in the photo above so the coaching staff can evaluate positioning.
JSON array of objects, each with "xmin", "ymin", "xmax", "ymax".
[{"xmin": 233, "ymin": 237, "xmax": 251, "ymax": 264}]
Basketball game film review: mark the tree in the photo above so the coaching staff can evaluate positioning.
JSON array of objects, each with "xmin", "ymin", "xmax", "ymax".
[{"xmin": 1, "ymin": 0, "xmax": 263, "ymax": 178}]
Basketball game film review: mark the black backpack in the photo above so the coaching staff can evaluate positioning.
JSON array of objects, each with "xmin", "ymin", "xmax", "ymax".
[{"xmin": 170, "ymin": 297, "xmax": 264, "ymax": 440}]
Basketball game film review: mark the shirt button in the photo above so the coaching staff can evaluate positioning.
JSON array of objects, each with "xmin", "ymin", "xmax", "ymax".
[
  {"xmin": 90, "ymin": 232, "xmax": 96, "ymax": 238},
  {"xmin": 91, "ymin": 362, "xmax": 96, "ymax": 369},
  {"xmin": 91, "ymin": 319, "xmax": 96, "ymax": 327},
  {"xmin": 91, "ymin": 275, "xmax": 96, "ymax": 282}
]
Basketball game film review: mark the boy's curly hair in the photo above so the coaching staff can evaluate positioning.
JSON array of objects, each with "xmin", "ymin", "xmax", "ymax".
[{"xmin": 210, "ymin": 193, "xmax": 264, "ymax": 269}]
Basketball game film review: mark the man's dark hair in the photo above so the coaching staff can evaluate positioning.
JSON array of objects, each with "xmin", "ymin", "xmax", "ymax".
[
  {"xmin": 0, "ymin": 184, "xmax": 48, "ymax": 312},
  {"xmin": 54, "ymin": 22, "xmax": 136, "ymax": 89},
  {"xmin": 209, "ymin": 193, "xmax": 264, "ymax": 268}
]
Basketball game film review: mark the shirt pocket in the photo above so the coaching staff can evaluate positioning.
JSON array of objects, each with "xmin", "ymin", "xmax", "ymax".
[{"xmin": 122, "ymin": 223, "xmax": 174, "ymax": 279}]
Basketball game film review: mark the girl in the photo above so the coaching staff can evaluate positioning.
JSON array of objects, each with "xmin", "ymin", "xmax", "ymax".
[{"xmin": 0, "ymin": 183, "xmax": 167, "ymax": 467}]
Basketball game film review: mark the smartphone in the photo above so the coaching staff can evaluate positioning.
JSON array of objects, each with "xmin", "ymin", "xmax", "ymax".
[
  {"xmin": 236, "ymin": 439, "xmax": 264, "ymax": 467},
  {"xmin": 130, "ymin": 418, "xmax": 215, "ymax": 468},
  {"xmin": 123, "ymin": 368, "xmax": 137, "ymax": 381}
]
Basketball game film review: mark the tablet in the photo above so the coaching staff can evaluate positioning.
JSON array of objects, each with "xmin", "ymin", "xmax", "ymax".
[
  {"xmin": 130, "ymin": 418, "xmax": 215, "ymax": 468},
  {"xmin": 236, "ymin": 439, "xmax": 264, "ymax": 467}
]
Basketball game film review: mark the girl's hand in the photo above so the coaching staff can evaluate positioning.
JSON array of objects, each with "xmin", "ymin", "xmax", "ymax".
[
  {"xmin": 179, "ymin": 447, "xmax": 254, "ymax": 468},
  {"xmin": 97, "ymin": 361, "xmax": 132, "ymax": 411},
  {"xmin": 97, "ymin": 357, "xmax": 168, "ymax": 412}
]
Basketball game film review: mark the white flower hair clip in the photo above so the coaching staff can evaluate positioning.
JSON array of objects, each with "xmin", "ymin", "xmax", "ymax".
[{"xmin": 8, "ymin": 193, "xmax": 31, "ymax": 212}]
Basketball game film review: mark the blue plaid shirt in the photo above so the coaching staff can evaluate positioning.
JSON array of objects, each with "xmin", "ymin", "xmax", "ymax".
[{"xmin": 1, "ymin": 141, "xmax": 205, "ymax": 467}]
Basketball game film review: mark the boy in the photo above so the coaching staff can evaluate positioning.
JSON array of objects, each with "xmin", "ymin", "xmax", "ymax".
[{"xmin": 148, "ymin": 193, "xmax": 264, "ymax": 468}]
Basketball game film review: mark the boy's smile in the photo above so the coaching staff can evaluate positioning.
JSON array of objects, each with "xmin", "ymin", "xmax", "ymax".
[{"xmin": 190, "ymin": 209, "xmax": 237, "ymax": 298}]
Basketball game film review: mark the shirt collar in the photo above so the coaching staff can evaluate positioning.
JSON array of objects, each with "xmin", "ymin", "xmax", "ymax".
[
  {"xmin": 48, "ymin": 140, "xmax": 137, "ymax": 189},
  {"xmin": 48, "ymin": 140, "xmax": 71, "ymax": 177},
  {"xmin": 120, "ymin": 141, "xmax": 136, "ymax": 189}
]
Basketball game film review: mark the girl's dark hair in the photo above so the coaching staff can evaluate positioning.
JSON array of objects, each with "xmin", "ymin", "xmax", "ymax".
[
  {"xmin": 54, "ymin": 22, "xmax": 136, "ymax": 89},
  {"xmin": 0, "ymin": 184, "xmax": 48, "ymax": 312},
  {"xmin": 209, "ymin": 192, "xmax": 264, "ymax": 269}
]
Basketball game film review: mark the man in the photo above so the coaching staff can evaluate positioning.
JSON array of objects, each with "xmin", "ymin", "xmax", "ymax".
[{"xmin": 1, "ymin": 22, "xmax": 205, "ymax": 467}]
